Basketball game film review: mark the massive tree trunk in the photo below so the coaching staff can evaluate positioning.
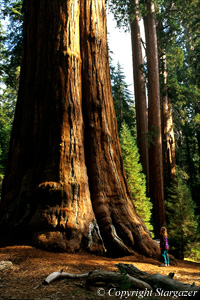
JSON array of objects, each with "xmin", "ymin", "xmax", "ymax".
[
  {"xmin": 0, "ymin": 0, "xmax": 99, "ymax": 253},
  {"xmin": 143, "ymin": 0, "xmax": 166, "ymax": 237},
  {"xmin": 130, "ymin": 0, "xmax": 149, "ymax": 190},
  {"xmin": 0, "ymin": 0, "xmax": 160, "ymax": 258}
]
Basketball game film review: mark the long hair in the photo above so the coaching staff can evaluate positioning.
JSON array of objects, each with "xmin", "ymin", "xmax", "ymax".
[{"xmin": 160, "ymin": 226, "xmax": 167, "ymax": 237}]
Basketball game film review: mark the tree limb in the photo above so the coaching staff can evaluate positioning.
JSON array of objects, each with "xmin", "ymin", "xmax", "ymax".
[
  {"xmin": 43, "ymin": 263, "xmax": 200, "ymax": 300},
  {"xmin": 86, "ymin": 270, "xmax": 152, "ymax": 290},
  {"xmin": 116, "ymin": 263, "xmax": 200, "ymax": 297},
  {"xmin": 43, "ymin": 269, "xmax": 91, "ymax": 285}
]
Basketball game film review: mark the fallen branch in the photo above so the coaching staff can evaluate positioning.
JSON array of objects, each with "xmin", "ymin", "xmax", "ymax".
[
  {"xmin": 43, "ymin": 268, "xmax": 152, "ymax": 290},
  {"xmin": 43, "ymin": 263, "xmax": 200, "ymax": 299},
  {"xmin": 43, "ymin": 269, "xmax": 91, "ymax": 285},
  {"xmin": 86, "ymin": 270, "xmax": 152, "ymax": 290},
  {"xmin": 116, "ymin": 263, "xmax": 200, "ymax": 297}
]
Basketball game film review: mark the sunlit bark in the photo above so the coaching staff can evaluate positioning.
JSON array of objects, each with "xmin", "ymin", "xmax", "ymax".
[
  {"xmin": 161, "ymin": 54, "xmax": 176, "ymax": 185},
  {"xmin": 0, "ymin": 0, "xmax": 100, "ymax": 253},
  {"xmin": 0, "ymin": 0, "xmax": 160, "ymax": 257},
  {"xmin": 130, "ymin": 0, "xmax": 149, "ymax": 190},
  {"xmin": 143, "ymin": 0, "xmax": 166, "ymax": 236}
]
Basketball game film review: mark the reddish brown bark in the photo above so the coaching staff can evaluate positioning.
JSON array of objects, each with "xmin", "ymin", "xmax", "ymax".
[
  {"xmin": 143, "ymin": 0, "xmax": 166, "ymax": 237},
  {"xmin": 161, "ymin": 55, "xmax": 176, "ymax": 185},
  {"xmin": 0, "ymin": 0, "xmax": 100, "ymax": 253},
  {"xmin": 195, "ymin": 107, "xmax": 200, "ymax": 176},
  {"xmin": 162, "ymin": 94, "xmax": 177, "ymax": 181},
  {"xmin": 80, "ymin": 0, "xmax": 159, "ymax": 257},
  {"xmin": 130, "ymin": 0, "xmax": 149, "ymax": 189},
  {"xmin": 0, "ymin": 0, "xmax": 160, "ymax": 258}
]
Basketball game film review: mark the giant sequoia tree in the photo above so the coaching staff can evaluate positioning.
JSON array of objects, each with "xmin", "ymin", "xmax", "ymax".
[
  {"xmin": 130, "ymin": 0, "xmax": 149, "ymax": 190},
  {"xmin": 143, "ymin": 0, "xmax": 166, "ymax": 236},
  {"xmin": 0, "ymin": 0, "xmax": 160, "ymax": 258}
]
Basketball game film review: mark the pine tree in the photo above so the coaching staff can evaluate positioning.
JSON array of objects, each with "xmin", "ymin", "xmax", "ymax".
[
  {"xmin": 111, "ymin": 62, "xmax": 135, "ymax": 132},
  {"xmin": 130, "ymin": 0, "xmax": 149, "ymax": 191},
  {"xmin": 1, "ymin": 0, "xmax": 23, "ymax": 91},
  {"xmin": 120, "ymin": 122, "xmax": 153, "ymax": 235},
  {"xmin": 166, "ymin": 169, "xmax": 199, "ymax": 259},
  {"xmin": 158, "ymin": 0, "xmax": 200, "ymax": 213},
  {"xmin": 0, "ymin": 0, "xmax": 23, "ymax": 196},
  {"xmin": 0, "ymin": 0, "xmax": 21, "ymax": 174}
]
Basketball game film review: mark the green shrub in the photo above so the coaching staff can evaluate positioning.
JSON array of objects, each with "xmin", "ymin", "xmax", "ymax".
[
  {"xmin": 166, "ymin": 169, "xmax": 199, "ymax": 259},
  {"xmin": 120, "ymin": 122, "xmax": 154, "ymax": 235}
]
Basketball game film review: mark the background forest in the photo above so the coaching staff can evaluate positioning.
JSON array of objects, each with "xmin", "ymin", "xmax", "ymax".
[{"xmin": 0, "ymin": 0, "xmax": 200, "ymax": 261}]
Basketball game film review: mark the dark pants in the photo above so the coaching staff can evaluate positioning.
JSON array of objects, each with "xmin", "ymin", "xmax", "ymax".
[{"xmin": 161, "ymin": 249, "xmax": 169, "ymax": 265}]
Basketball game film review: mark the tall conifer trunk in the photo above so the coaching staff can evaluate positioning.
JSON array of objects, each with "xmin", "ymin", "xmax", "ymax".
[
  {"xmin": 130, "ymin": 0, "xmax": 149, "ymax": 190},
  {"xmin": 161, "ymin": 54, "xmax": 176, "ymax": 186},
  {"xmin": 0, "ymin": 0, "xmax": 160, "ymax": 258},
  {"xmin": 143, "ymin": 0, "xmax": 166, "ymax": 237},
  {"xmin": 195, "ymin": 108, "xmax": 200, "ymax": 176}
]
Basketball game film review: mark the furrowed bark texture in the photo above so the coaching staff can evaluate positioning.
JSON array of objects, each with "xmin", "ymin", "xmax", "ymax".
[
  {"xmin": 161, "ymin": 55, "xmax": 176, "ymax": 185},
  {"xmin": 143, "ymin": 0, "xmax": 166, "ymax": 237},
  {"xmin": 130, "ymin": 0, "xmax": 149, "ymax": 191},
  {"xmin": 80, "ymin": 0, "xmax": 159, "ymax": 257},
  {"xmin": 0, "ymin": 0, "xmax": 101, "ymax": 253},
  {"xmin": 0, "ymin": 0, "xmax": 160, "ymax": 257},
  {"xmin": 195, "ymin": 107, "xmax": 200, "ymax": 176}
]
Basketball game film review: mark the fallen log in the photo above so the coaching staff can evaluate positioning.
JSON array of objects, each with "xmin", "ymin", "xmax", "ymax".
[
  {"xmin": 43, "ymin": 268, "xmax": 152, "ymax": 290},
  {"xmin": 43, "ymin": 263, "xmax": 200, "ymax": 299},
  {"xmin": 43, "ymin": 269, "xmax": 91, "ymax": 285},
  {"xmin": 116, "ymin": 263, "xmax": 200, "ymax": 299},
  {"xmin": 86, "ymin": 270, "xmax": 152, "ymax": 290}
]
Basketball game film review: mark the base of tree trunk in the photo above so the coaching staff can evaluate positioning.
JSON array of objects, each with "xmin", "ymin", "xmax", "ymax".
[
  {"xmin": 0, "ymin": 0, "xmax": 163, "ymax": 259},
  {"xmin": 0, "ymin": 220, "xmax": 106, "ymax": 255}
]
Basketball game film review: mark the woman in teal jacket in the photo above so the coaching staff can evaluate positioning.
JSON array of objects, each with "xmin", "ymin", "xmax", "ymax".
[{"xmin": 160, "ymin": 227, "xmax": 170, "ymax": 267}]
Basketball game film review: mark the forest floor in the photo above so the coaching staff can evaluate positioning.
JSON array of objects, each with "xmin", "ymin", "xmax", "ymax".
[{"xmin": 0, "ymin": 245, "xmax": 199, "ymax": 300}]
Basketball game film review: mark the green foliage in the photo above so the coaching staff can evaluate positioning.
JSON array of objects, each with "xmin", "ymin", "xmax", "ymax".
[
  {"xmin": 108, "ymin": 0, "xmax": 132, "ymax": 31},
  {"xmin": 0, "ymin": 97, "xmax": 14, "ymax": 174},
  {"xmin": 0, "ymin": 20, "xmax": 6, "ymax": 64},
  {"xmin": 0, "ymin": 97, "xmax": 14, "ymax": 197},
  {"xmin": 1, "ymin": 0, "xmax": 23, "ymax": 90},
  {"xmin": 146, "ymin": 125, "xmax": 159, "ymax": 147},
  {"xmin": 166, "ymin": 169, "xmax": 199, "ymax": 260},
  {"xmin": 119, "ymin": 272, "xmax": 132, "ymax": 290},
  {"xmin": 110, "ymin": 62, "xmax": 136, "ymax": 133},
  {"xmin": 194, "ymin": 113, "xmax": 200, "ymax": 130},
  {"xmin": 185, "ymin": 241, "xmax": 200, "ymax": 263},
  {"xmin": 108, "ymin": 0, "xmax": 164, "ymax": 31},
  {"xmin": 120, "ymin": 122, "xmax": 154, "ymax": 234},
  {"xmin": 157, "ymin": 0, "xmax": 200, "ymax": 209},
  {"xmin": 0, "ymin": 0, "xmax": 21, "ymax": 181}
]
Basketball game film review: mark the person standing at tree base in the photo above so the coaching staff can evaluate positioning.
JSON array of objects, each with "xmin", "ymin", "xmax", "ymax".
[{"xmin": 160, "ymin": 227, "xmax": 170, "ymax": 266}]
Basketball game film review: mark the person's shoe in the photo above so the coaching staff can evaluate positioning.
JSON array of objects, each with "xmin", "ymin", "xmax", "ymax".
[{"xmin": 160, "ymin": 264, "xmax": 167, "ymax": 267}]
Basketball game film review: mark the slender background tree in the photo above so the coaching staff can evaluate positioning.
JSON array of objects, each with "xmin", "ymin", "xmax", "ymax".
[
  {"xmin": 143, "ymin": 0, "xmax": 166, "ymax": 235},
  {"xmin": 130, "ymin": 0, "xmax": 149, "ymax": 189},
  {"xmin": 108, "ymin": 0, "xmax": 200, "ymax": 252}
]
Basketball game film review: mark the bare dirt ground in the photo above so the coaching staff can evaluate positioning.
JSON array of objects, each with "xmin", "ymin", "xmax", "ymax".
[{"xmin": 0, "ymin": 245, "xmax": 199, "ymax": 300}]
